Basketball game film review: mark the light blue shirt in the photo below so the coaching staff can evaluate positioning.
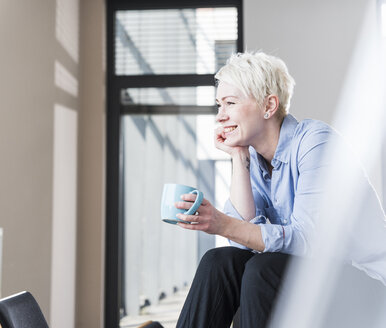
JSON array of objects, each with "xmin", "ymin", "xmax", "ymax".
[
  {"xmin": 224, "ymin": 114, "xmax": 336, "ymax": 256},
  {"xmin": 224, "ymin": 114, "xmax": 386, "ymax": 284}
]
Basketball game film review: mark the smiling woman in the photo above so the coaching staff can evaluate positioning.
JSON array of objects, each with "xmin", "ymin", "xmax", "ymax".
[{"xmin": 173, "ymin": 51, "xmax": 386, "ymax": 328}]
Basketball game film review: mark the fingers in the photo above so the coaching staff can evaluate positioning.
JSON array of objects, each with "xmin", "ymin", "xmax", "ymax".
[
  {"xmin": 214, "ymin": 127, "xmax": 226, "ymax": 144},
  {"xmin": 176, "ymin": 212, "xmax": 211, "ymax": 233},
  {"xmin": 174, "ymin": 194, "xmax": 197, "ymax": 210},
  {"xmin": 179, "ymin": 193, "xmax": 196, "ymax": 202},
  {"xmin": 177, "ymin": 222, "xmax": 201, "ymax": 230},
  {"xmin": 176, "ymin": 213, "xmax": 198, "ymax": 223},
  {"xmin": 174, "ymin": 200, "xmax": 193, "ymax": 210},
  {"xmin": 178, "ymin": 194, "xmax": 209, "ymax": 206},
  {"xmin": 176, "ymin": 213, "xmax": 205, "ymax": 230}
]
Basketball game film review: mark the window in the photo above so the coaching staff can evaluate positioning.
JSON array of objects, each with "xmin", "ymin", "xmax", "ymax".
[{"xmin": 106, "ymin": 1, "xmax": 242, "ymax": 327}]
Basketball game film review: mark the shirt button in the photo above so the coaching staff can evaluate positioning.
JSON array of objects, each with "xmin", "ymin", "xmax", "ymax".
[{"xmin": 283, "ymin": 219, "xmax": 288, "ymax": 224}]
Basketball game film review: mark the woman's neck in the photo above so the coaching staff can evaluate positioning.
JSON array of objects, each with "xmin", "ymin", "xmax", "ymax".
[{"xmin": 252, "ymin": 118, "xmax": 283, "ymax": 164}]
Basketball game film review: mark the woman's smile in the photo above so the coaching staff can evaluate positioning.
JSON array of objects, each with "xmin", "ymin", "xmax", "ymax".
[{"xmin": 223, "ymin": 125, "xmax": 238, "ymax": 137}]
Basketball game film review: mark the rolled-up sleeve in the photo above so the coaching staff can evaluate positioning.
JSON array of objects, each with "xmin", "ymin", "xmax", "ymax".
[
  {"xmin": 224, "ymin": 200, "xmax": 303, "ymax": 254},
  {"xmin": 259, "ymin": 224, "xmax": 284, "ymax": 252},
  {"xmin": 259, "ymin": 219, "xmax": 307, "ymax": 255}
]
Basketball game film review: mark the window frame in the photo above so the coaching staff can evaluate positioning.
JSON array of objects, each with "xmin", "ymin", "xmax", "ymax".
[{"xmin": 105, "ymin": 1, "xmax": 243, "ymax": 327}]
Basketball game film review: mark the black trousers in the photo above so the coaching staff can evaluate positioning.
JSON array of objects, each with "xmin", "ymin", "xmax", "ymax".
[{"xmin": 176, "ymin": 247, "xmax": 291, "ymax": 328}]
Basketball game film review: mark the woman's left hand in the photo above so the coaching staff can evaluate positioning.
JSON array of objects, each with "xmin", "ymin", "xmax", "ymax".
[{"xmin": 175, "ymin": 194, "xmax": 225, "ymax": 234}]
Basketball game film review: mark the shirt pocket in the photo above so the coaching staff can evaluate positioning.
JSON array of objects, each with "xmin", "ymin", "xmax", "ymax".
[{"xmin": 264, "ymin": 206, "xmax": 281, "ymax": 224}]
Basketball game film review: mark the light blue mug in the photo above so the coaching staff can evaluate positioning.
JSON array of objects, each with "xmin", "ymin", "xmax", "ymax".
[{"xmin": 161, "ymin": 183, "xmax": 204, "ymax": 225}]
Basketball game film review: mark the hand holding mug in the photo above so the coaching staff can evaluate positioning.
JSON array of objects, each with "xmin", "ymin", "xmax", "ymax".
[
  {"xmin": 161, "ymin": 183, "xmax": 204, "ymax": 225},
  {"xmin": 175, "ymin": 193, "xmax": 226, "ymax": 235}
]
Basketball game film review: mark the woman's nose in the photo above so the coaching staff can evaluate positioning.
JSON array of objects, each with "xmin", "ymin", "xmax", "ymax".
[{"xmin": 215, "ymin": 107, "xmax": 228, "ymax": 123}]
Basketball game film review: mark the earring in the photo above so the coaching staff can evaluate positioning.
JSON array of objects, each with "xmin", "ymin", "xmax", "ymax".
[{"xmin": 264, "ymin": 113, "xmax": 269, "ymax": 119}]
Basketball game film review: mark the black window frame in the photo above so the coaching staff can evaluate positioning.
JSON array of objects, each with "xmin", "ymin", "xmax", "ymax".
[{"xmin": 105, "ymin": 1, "xmax": 243, "ymax": 327}]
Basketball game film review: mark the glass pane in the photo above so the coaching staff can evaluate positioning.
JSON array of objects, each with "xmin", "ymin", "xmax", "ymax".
[
  {"xmin": 120, "ymin": 114, "xmax": 231, "ymax": 326},
  {"xmin": 115, "ymin": 8, "xmax": 238, "ymax": 75},
  {"xmin": 121, "ymin": 86, "xmax": 215, "ymax": 106}
]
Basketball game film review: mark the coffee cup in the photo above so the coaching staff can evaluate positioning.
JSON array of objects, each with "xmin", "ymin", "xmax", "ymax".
[{"xmin": 161, "ymin": 183, "xmax": 204, "ymax": 225}]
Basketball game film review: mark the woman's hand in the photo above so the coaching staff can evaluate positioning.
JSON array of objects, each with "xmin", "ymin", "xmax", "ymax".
[
  {"xmin": 214, "ymin": 126, "xmax": 249, "ymax": 157},
  {"xmin": 175, "ymin": 193, "xmax": 227, "ymax": 235},
  {"xmin": 175, "ymin": 193, "xmax": 265, "ymax": 252}
]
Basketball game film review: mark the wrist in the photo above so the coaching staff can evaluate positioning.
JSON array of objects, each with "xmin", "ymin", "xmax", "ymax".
[
  {"xmin": 231, "ymin": 149, "xmax": 251, "ymax": 173},
  {"xmin": 217, "ymin": 211, "xmax": 231, "ymax": 237},
  {"xmin": 231, "ymin": 149, "xmax": 250, "ymax": 168},
  {"xmin": 231, "ymin": 147, "xmax": 250, "ymax": 160}
]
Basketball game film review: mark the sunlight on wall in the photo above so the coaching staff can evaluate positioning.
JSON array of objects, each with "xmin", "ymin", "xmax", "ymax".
[
  {"xmin": 56, "ymin": 0, "xmax": 79, "ymax": 63},
  {"xmin": 54, "ymin": 60, "xmax": 78, "ymax": 97},
  {"xmin": 51, "ymin": 104, "xmax": 78, "ymax": 328}
]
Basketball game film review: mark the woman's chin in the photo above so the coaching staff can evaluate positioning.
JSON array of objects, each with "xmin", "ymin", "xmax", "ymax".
[
  {"xmin": 224, "ymin": 138, "xmax": 244, "ymax": 147},
  {"xmin": 223, "ymin": 138, "xmax": 234, "ymax": 146}
]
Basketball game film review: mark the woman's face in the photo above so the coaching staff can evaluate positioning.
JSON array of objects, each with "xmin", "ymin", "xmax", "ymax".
[{"xmin": 215, "ymin": 80, "xmax": 264, "ymax": 147}]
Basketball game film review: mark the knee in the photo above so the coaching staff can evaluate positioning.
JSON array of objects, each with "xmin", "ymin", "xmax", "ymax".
[
  {"xmin": 242, "ymin": 254, "xmax": 266, "ymax": 286},
  {"xmin": 242, "ymin": 253, "xmax": 289, "ymax": 288},
  {"xmin": 198, "ymin": 246, "xmax": 240, "ymax": 272}
]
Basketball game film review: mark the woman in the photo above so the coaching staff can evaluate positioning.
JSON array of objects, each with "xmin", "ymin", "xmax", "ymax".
[
  {"xmin": 169, "ymin": 52, "xmax": 326, "ymax": 327},
  {"xmin": 170, "ymin": 52, "xmax": 385, "ymax": 327}
]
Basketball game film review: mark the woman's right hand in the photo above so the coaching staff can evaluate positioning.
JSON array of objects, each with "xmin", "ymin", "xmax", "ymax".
[{"xmin": 214, "ymin": 126, "xmax": 249, "ymax": 157}]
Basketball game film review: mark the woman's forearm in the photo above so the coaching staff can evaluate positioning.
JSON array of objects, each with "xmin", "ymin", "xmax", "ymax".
[
  {"xmin": 221, "ymin": 213, "xmax": 265, "ymax": 252},
  {"xmin": 230, "ymin": 150, "xmax": 256, "ymax": 221}
]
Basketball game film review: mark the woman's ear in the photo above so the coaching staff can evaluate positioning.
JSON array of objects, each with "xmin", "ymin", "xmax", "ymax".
[{"xmin": 263, "ymin": 95, "xmax": 279, "ymax": 118}]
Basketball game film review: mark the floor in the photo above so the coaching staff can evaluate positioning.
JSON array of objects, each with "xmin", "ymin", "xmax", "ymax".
[{"xmin": 120, "ymin": 288, "xmax": 188, "ymax": 328}]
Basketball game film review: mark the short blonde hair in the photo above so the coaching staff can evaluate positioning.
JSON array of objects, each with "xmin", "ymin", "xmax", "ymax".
[{"xmin": 215, "ymin": 52, "xmax": 295, "ymax": 118}]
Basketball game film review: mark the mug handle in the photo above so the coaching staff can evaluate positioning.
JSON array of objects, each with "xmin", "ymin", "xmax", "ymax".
[{"xmin": 184, "ymin": 190, "xmax": 204, "ymax": 215}]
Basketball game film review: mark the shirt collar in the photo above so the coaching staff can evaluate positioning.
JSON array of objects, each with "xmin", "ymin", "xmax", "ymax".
[
  {"xmin": 271, "ymin": 114, "xmax": 298, "ymax": 166},
  {"xmin": 255, "ymin": 151, "xmax": 270, "ymax": 180}
]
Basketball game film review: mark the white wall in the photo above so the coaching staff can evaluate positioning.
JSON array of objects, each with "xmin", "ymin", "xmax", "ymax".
[
  {"xmin": 244, "ymin": 0, "xmax": 369, "ymax": 123},
  {"xmin": 0, "ymin": 0, "xmax": 61, "ymax": 320},
  {"xmin": 0, "ymin": 1, "xmax": 105, "ymax": 327},
  {"xmin": 244, "ymin": 0, "xmax": 384, "ymax": 200}
]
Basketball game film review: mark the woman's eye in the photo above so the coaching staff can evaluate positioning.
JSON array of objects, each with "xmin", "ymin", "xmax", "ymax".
[{"xmin": 215, "ymin": 102, "xmax": 234, "ymax": 111}]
